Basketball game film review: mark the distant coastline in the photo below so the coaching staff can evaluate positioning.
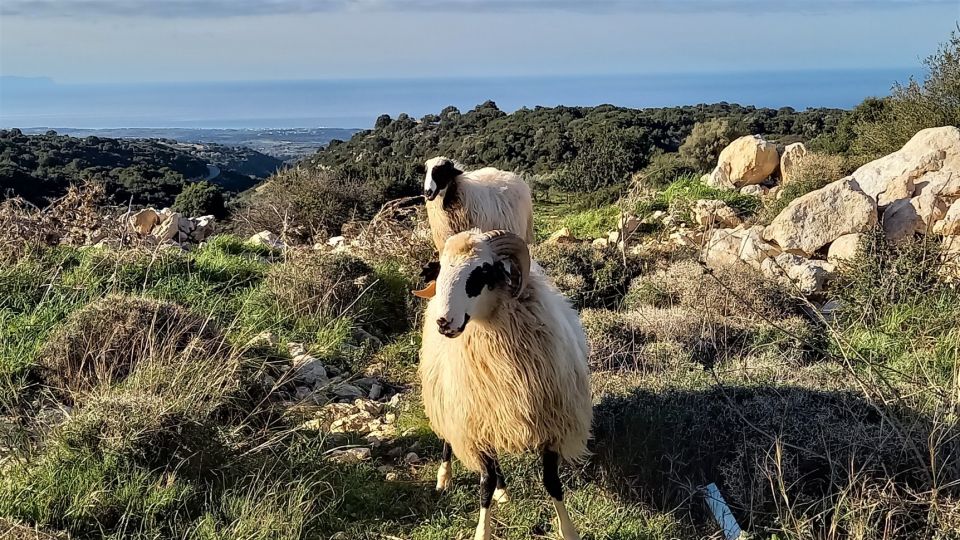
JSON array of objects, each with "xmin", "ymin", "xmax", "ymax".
[{"xmin": 1, "ymin": 69, "xmax": 916, "ymax": 130}]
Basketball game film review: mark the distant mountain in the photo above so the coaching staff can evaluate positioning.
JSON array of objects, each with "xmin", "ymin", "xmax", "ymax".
[{"xmin": 0, "ymin": 129, "xmax": 283, "ymax": 207}]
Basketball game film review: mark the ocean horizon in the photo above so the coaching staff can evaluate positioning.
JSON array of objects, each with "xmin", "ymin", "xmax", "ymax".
[{"xmin": 0, "ymin": 68, "xmax": 916, "ymax": 130}]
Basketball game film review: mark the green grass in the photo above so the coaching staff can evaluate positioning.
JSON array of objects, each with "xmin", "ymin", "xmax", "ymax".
[
  {"xmin": 534, "ymin": 201, "xmax": 621, "ymax": 242},
  {"xmin": 2, "ymin": 224, "xmax": 959, "ymax": 540},
  {"xmin": 653, "ymin": 174, "xmax": 761, "ymax": 218}
]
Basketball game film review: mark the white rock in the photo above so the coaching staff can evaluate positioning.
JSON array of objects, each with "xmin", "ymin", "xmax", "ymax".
[
  {"xmin": 592, "ymin": 237, "xmax": 609, "ymax": 248},
  {"xmin": 189, "ymin": 215, "xmax": 216, "ymax": 242},
  {"xmin": 827, "ymin": 233, "xmax": 865, "ymax": 264},
  {"xmin": 763, "ymin": 179, "xmax": 877, "ymax": 256},
  {"xmin": 780, "ymin": 142, "xmax": 808, "ymax": 185},
  {"xmin": 546, "ymin": 227, "xmax": 578, "ymax": 244},
  {"xmin": 247, "ymin": 230, "xmax": 284, "ymax": 249},
  {"xmin": 933, "ymin": 199, "xmax": 960, "ymax": 236},
  {"xmin": 327, "ymin": 235, "xmax": 346, "ymax": 247},
  {"xmin": 152, "ymin": 212, "xmax": 184, "ymax": 242},
  {"xmin": 692, "ymin": 199, "xmax": 742, "ymax": 229},
  {"xmin": 848, "ymin": 126, "xmax": 960, "ymax": 206},
  {"xmin": 706, "ymin": 135, "xmax": 780, "ymax": 189},
  {"xmin": 703, "ymin": 226, "xmax": 779, "ymax": 270},
  {"xmin": 762, "ymin": 253, "xmax": 835, "ymax": 295}
]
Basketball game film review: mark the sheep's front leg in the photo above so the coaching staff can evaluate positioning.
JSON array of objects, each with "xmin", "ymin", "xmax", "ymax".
[
  {"xmin": 474, "ymin": 455, "xmax": 498, "ymax": 540},
  {"xmin": 436, "ymin": 441, "xmax": 452, "ymax": 491},
  {"xmin": 543, "ymin": 449, "xmax": 580, "ymax": 540}
]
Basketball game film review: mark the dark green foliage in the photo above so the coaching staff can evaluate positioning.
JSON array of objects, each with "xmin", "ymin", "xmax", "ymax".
[
  {"xmin": 313, "ymin": 102, "xmax": 846, "ymax": 203},
  {"xmin": 172, "ymin": 181, "xmax": 227, "ymax": 218},
  {"xmin": 0, "ymin": 130, "xmax": 276, "ymax": 207},
  {"xmin": 532, "ymin": 243, "xmax": 639, "ymax": 309},
  {"xmin": 851, "ymin": 30, "xmax": 960, "ymax": 156},
  {"xmin": 634, "ymin": 152, "xmax": 698, "ymax": 190},
  {"xmin": 678, "ymin": 118, "xmax": 744, "ymax": 171}
]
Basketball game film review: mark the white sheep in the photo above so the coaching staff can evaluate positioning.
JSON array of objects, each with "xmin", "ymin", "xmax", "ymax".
[
  {"xmin": 421, "ymin": 156, "xmax": 534, "ymax": 253},
  {"xmin": 417, "ymin": 229, "xmax": 592, "ymax": 540}
]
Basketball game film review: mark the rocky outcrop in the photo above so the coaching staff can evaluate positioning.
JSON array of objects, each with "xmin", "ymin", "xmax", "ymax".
[
  {"xmin": 780, "ymin": 142, "xmax": 808, "ymax": 185},
  {"xmin": 848, "ymin": 126, "xmax": 960, "ymax": 207},
  {"xmin": 763, "ymin": 179, "xmax": 877, "ymax": 256},
  {"xmin": 125, "ymin": 207, "xmax": 216, "ymax": 245},
  {"xmin": 703, "ymin": 225, "xmax": 779, "ymax": 271},
  {"xmin": 547, "ymin": 227, "xmax": 579, "ymax": 244},
  {"xmin": 762, "ymin": 253, "xmax": 835, "ymax": 295},
  {"xmin": 933, "ymin": 199, "xmax": 960, "ymax": 236},
  {"xmin": 706, "ymin": 135, "xmax": 780, "ymax": 189}
]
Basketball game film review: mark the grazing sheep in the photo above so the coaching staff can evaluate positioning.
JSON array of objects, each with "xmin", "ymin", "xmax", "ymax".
[
  {"xmin": 421, "ymin": 156, "xmax": 535, "ymax": 252},
  {"xmin": 418, "ymin": 229, "xmax": 592, "ymax": 540}
]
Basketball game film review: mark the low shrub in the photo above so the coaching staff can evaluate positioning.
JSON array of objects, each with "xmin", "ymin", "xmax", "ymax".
[
  {"xmin": 36, "ymin": 295, "xmax": 229, "ymax": 401},
  {"xmin": 533, "ymin": 242, "xmax": 640, "ymax": 309}
]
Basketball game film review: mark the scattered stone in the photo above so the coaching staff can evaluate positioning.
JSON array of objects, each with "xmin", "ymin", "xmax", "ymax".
[
  {"xmin": 703, "ymin": 226, "xmax": 779, "ymax": 270},
  {"xmin": 152, "ymin": 212, "xmax": 184, "ymax": 242},
  {"xmin": 619, "ymin": 214, "xmax": 643, "ymax": 236},
  {"xmin": 385, "ymin": 472, "xmax": 399, "ymax": 481},
  {"xmin": 547, "ymin": 227, "xmax": 579, "ymax": 244},
  {"xmin": 386, "ymin": 447, "xmax": 404, "ymax": 459},
  {"xmin": 369, "ymin": 382, "xmax": 383, "ymax": 400},
  {"xmin": 692, "ymin": 199, "xmax": 742, "ymax": 229},
  {"xmin": 739, "ymin": 184, "xmax": 768, "ymax": 197},
  {"xmin": 294, "ymin": 386, "xmax": 313, "ymax": 401},
  {"xmin": 327, "ymin": 235, "xmax": 346, "ymax": 247},
  {"xmin": 378, "ymin": 464, "xmax": 395, "ymax": 473},
  {"xmin": 404, "ymin": 452, "xmax": 421, "ymax": 465},
  {"xmin": 882, "ymin": 199, "xmax": 921, "ymax": 243},
  {"xmin": 246, "ymin": 330, "xmax": 280, "ymax": 349},
  {"xmin": 607, "ymin": 230, "xmax": 621, "ymax": 245},
  {"xmin": 763, "ymin": 179, "xmax": 877, "ymax": 256},
  {"xmin": 247, "ymin": 230, "xmax": 284, "ymax": 249},
  {"xmin": 333, "ymin": 383, "xmax": 364, "ymax": 398},
  {"xmin": 933, "ymin": 199, "xmax": 960, "ymax": 236},
  {"xmin": 189, "ymin": 215, "xmax": 216, "ymax": 242},
  {"xmin": 291, "ymin": 354, "xmax": 328, "ymax": 386},
  {"xmin": 780, "ymin": 142, "xmax": 808, "ymax": 186},
  {"xmin": 592, "ymin": 237, "xmax": 609, "ymax": 248},
  {"xmin": 762, "ymin": 253, "xmax": 835, "ymax": 295}
]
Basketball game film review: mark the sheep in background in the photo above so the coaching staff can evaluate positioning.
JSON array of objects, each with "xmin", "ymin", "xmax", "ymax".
[
  {"xmin": 417, "ymin": 229, "xmax": 592, "ymax": 540},
  {"xmin": 421, "ymin": 157, "xmax": 534, "ymax": 252}
]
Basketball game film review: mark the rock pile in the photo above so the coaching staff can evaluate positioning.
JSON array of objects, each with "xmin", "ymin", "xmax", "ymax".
[
  {"xmin": 700, "ymin": 126, "xmax": 960, "ymax": 291},
  {"xmin": 127, "ymin": 208, "xmax": 216, "ymax": 246}
]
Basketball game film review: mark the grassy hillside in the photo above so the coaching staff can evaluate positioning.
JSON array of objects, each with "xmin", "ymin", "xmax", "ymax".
[{"xmin": 1, "ymin": 183, "xmax": 957, "ymax": 539}]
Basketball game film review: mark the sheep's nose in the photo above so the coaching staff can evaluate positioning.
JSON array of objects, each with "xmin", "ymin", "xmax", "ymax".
[{"xmin": 436, "ymin": 317, "xmax": 450, "ymax": 331}]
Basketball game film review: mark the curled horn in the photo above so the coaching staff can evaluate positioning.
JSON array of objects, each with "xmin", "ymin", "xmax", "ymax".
[{"xmin": 482, "ymin": 230, "xmax": 530, "ymax": 297}]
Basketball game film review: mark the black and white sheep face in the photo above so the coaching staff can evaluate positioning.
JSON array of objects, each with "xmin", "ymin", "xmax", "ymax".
[
  {"xmin": 423, "ymin": 156, "xmax": 462, "ymax": 201},
  {"xmin": 432, "ymin": 238, "xmax": 507, "ymax": 338}
]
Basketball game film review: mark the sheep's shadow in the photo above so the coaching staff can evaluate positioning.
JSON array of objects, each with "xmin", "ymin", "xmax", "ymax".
[{"xmin": 587, "ymin": 385, "xmax": 957, "ymax": 537}]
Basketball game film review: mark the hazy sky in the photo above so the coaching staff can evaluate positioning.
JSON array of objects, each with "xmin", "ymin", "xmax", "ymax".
[{"xmin": 1, "ymin": 0, "xmax": 958, "ymax": 83}]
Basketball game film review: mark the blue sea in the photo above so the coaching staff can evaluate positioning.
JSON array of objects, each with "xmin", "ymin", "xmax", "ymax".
[{"xmin": 0, "ymin": 69, "xmax": 916, "ymax": 130}]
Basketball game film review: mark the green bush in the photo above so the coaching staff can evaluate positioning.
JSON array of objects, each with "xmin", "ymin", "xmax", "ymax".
[
  {"xmin": 633, "ymin": 152, "xmax": 697, "ymax": 190},
  {"xmin": 852, "ymin": 31, "xmax": 960, "ymax": 156},
  {"xmin": 655, "ymin": 174, "xmax": 761, "ymax": 219},
  {"xmin": 533, "ymin": 242, "xmax": 639, "ymax": 309},
  {"xmin": 678, "ymin": 118, "xmax": 743, "ymax": 171},
  {"xmin": 234, "ymin": 167, "xmax": 380, "ymax": 240},
  {"xmin": 172, "ymin": 180, "xmax": 227, "ymax": 218}
]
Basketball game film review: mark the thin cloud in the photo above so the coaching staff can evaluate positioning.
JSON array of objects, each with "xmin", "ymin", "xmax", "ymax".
[{"xmin": 2, "ymin": 0, "xmax": 954, "ymax": 18}]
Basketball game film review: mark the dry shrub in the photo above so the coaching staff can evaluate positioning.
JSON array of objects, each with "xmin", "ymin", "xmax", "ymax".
[
  {"xmin": 0, "ymin": 183, "xmax": 121, "ymax": 263},
  {"xmin": 37, "ymin": 295, "xmax": 228, "ymax": 401},
  {"xmin": 231, "ymin": 166, "xmax": 381, "ymax": 243},
  {"xmin": 534, "ymin": 242, "xmax": 641, "ymax": 309},
  {"xmin": 626, "ymin": 260, "xmax": 797, "ymax": 322},
  {"xmin": 351, "ymin": 196, "xmax": 435, "ymax": 267},
  {"xmin": 582, "ymin": 306, "xmax": 754, "ymax": 371},
  {"xmin": 262, "ymin": 250, "xmax": 413, "ymax": 335}
]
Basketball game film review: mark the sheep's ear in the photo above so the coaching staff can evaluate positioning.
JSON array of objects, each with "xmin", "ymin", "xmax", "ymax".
[
  {"xmin": 412, "ymin": 280, "xmax": 436, "ymax": 299},
  {"xmin": 420, "ymin": 260, "xmax": 440, "ymax": 282}
]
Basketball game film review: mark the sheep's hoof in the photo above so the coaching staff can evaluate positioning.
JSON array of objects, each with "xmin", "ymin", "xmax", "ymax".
[
  {"xmin": 492, "ymin": 487, "xmax": 511, "ymax": 504},
  {"xmin": 435, "ymin": 462, "xmax": 452, "ymax": 491}
]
